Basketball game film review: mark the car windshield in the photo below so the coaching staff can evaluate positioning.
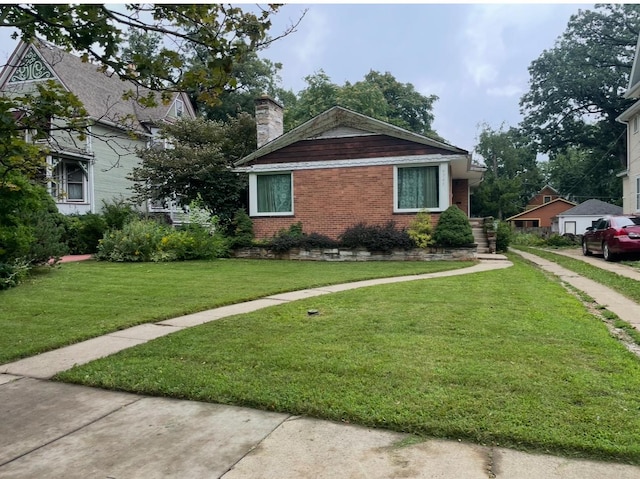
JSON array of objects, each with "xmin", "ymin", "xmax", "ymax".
[{"xmin": 615, "ymin": 217, "xmax": 640, "ymax": 227}]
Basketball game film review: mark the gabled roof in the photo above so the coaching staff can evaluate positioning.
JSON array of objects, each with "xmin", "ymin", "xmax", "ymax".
[
  {"xmin": 625, "ymin": 33, "xmax": 640, "ymax": 99},
  {"xmin": 557, "ymin": 198, "xmax": 623, "ymax": 217},
  {"xmin": 506, "ymin": 197, "xmax": 576, "ymax": 221},
  {"xmin": 234, "ymin": 106, "xmax": 469, "ymax": 167},
  {"xmin": 0, "ymin": 39, "xmax": 195, "ymax": 133}
]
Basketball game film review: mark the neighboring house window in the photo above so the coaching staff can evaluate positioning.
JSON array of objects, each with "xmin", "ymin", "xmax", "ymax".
[
  {"xmin": 636, "ymin": 176, "xmax": 640, "ymax": 211},
  {"xmin": 543, "ymin": 195, "xmax": 552, "ymax": 203},
  {"xmin": 395, "ymin": 165, "xmax": 440, "ymax": 211},
  {"xmin": 250, "ymin": 173, "xmax": 293, "ymax": 216},
  {"xmin": 634, "ymin": 116, "xmax": 639, "ymax": 134},
  {"xmin": 175, "ymin": 99, "xmax": 184, "ymax": 118},
  {"xmin": 51, "ymin": 158, "xmax": 87, "ymax": 202}
]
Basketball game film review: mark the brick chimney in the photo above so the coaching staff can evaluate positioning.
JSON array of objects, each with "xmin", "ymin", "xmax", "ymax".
[{"xmin": 255, "ymin": 95, "xmax": 283, "ymax": 148}]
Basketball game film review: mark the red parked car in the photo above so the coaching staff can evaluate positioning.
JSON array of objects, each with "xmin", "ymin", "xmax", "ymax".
[{"xmin": 582, "ymin": 215, "xmax": 640, "ymax": 261}]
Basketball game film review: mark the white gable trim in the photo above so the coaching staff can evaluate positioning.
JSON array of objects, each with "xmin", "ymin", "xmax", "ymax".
[{"xmin": 235, "ymin": 154, "xmax": 467, "ymax": 173}]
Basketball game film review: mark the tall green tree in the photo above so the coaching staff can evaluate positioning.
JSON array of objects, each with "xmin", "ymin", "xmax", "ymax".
[
  {"xmin": 519, "ymin": 4, "xmax": 640, "ymax": 201},
  {"xmin": 471, "ymin": 125, "xmax": 543, "ymax": 219},
  {"xmin": 129, "ymin": 114, "xmax": 256, "ymax": 226},
  {"xmin": 283, "ymin": 69, "xmax": 442, "ymax": 140}
]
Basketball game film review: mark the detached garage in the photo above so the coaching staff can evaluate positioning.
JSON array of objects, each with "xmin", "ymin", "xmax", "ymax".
[{"xmin": 555, "ymin": 199, "xmax": 623, "ymax": 235}]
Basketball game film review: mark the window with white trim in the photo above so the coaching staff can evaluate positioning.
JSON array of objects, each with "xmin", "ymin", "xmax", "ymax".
[
  {"xmin": 175, "ymin": 99, "xmax": 184, "ymax": 118},
  {"xmin": 636, "ymin": 176, "xmax": 640, "ymax": 211},
  {"xmin": 51, "ymin": 158, "xmax": 88, "ymax": 203},
  {"xmin": 634, "ymin": 115, "xmax": 639, "ymax": 134},
  {"xmin": 250, "ymin": 172, "xmax": 293, "ymax": 216},
  {"xmin": 394, "ymin": 165, "xmax": 444, "ymax": 212}
]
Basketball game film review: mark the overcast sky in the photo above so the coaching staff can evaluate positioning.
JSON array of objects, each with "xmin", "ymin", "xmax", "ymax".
[
  {"xmin": 257, "ymin": 2, "xmax": 593, "ymax": 153},
  {"xmin": 0, "ymin": 2, "xmax": 594, "ymax": 156}
]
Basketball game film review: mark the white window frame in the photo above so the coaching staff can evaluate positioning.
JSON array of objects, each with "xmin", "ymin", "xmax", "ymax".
[
  {"xmin": 175, "ymin": 98, "xmax": 184, "ymax": 118},
  {"xmin": 393, "ymin": 163, "xmax": 448, "ymax": 213},
  {"xmin": 50, "ymin": 158, "xmax": 89, "ymax": 203},
  {"xmin": 249, "ymin": 172, "xmax": 294, "ymax": 216},
  {"xmin": 634, "ymin": 115, "xmax": 639, "ymax": 134},
  {"xmin": 636, "ymin": 176, "xmax": 640, "ymax": 211}
]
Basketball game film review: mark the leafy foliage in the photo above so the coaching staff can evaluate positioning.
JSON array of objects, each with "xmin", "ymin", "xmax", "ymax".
[
  {"xmin": 495, "ymin": 221, "xmax": 512, "ymax": 253},
  {"xmin": 338, "ymin": 222, "xmax": 415, "ymax": 253},
  {"xmin": 266, "ymin": 223, "xmax": 338, "ymax": 253},
  {"xmin": 520, "ymin": 4, "xmax": 640, "ymax": 202},
  {"xmin": 283, "ymin": 70, "xmax": 442, "ymax": 139},
  {"xmin": 96, "ymin": 218, "xmax": 227, "ymax": 262},
  {"xmin": 130, "ymin": 116, "xmax": 254, "ymax": 226},
  {"xmin": 471, "ymin": 124, "xmax": 543, "ymax": 219},
  {"xmin": 433, "ymin": 206, "xmax": 474, "ymax": 247},
  {"xmin": 407, "ymin": 210, "xmax": 434, "ymax": 249},
  {"xmin": 1, "ymin": 4, "xmax": 289, "ymax": 108},
  {"xmin": 228, "ymin": 209, "xmax": 255, "ymax": 249},
  {"xmin": 63, "ymin": 214, "xmax": 108, "ymax": 255}
]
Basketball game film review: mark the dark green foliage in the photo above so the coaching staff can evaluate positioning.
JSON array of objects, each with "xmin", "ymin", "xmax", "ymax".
[
  {"xmin": 101, "ymin": 197, "xmax": 137, "ymax": 230},
  {"xmin": 266, "ymin": 223, "xmax": 338, "ymax": 253},
  {"xmin": 63, "ymin": 214, "xmax": 108, "ymax": 254},
  {"xmin": 339, "ymin": 222, "xmax": 415, "ymax": 253},
  {"xmin": 495, "ymin": 221, "xmax": 512, "ymax": 253},
  {"xmin": 546, "ymin": 234, "xmax": 579, "ymax": 248},
  {"xmin": 433, "ymin": 206, "xmax": 474, "ymax": 247},
  {"xmin": 228, "ymin": 209, "xmax": 254, "ymax": 249},
  {"xmin": 0, "ymin": 173, "xmax": 68, "ymax": 289}
]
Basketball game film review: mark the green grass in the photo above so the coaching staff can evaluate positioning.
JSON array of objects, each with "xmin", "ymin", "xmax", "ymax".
[
  {"xmin": 512, "ymin": 246, "xmax": 640, "ymax": 304},
  {"xmin": 0, "ymin": 258, "xmax": 469, "ymax": 364},
  {"xmin": 57, "ymin": 254, "xmax": 640, "ymax": 464}
]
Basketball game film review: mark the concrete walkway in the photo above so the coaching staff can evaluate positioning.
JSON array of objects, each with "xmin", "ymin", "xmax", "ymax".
[{"xmin": 2, "ymin": 255, "xmax": 640, "ymax": 478}]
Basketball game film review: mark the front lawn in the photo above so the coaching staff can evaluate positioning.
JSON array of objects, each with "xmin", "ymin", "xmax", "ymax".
[
  {"xmin": 0, "ymin": 259, "xmax": 469, "ymax": 364},
  {"xmin": 57, "ymin": 254, "xmax": 640, "ymax": 464}
]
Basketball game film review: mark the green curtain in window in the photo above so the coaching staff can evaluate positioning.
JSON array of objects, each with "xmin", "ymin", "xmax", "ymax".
[
  {"xmin": 257, "ymin": 174, "xmax": 292, "ymax": 213},
  {"xmin": 398, "ymin": 166, "xmax": 438, "ymax": 209}
]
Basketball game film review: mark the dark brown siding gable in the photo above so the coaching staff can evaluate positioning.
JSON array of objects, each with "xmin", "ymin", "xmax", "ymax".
[{"xmin": 247, "ymin": 135, "xmax": 456, "ymax": 165}]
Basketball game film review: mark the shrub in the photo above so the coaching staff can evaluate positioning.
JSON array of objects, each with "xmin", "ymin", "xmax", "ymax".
[
  {"xmin": 228, "ymin": 209, "xmax": 254, "ymax": 249},
  {"xmin": 96, "ymin": 219, "xmax": 167, "ymax": 262},
  {"xmin": 101, "ymin": 197, "xmax": 137, "ymax": 230},
  {"xmin": 432, "ymin": 206, "xmax": 474, "ymax": 247},
  {"xmin": 300, "ymin": 232, "xmax": 339, "ymax": 250},
  {"xmin": 339, "ymin": 222, "xmax": 414, "ymax": 253},
  {"xmin": 407, "ymin": 210, "xmax": 434, "ymax": 249},
  {"xmin": 63, "ymin": 213, "xmax": 108, "ymax": 254},
  {"xmin": 510, "ymin": 232, "xmax": 546, "ymax": 247},
  {"xmin": 495, "ymin": 221, "xmax": 512, "ymax": 252},
  {"xmin": 545, "ymin": 233, "xmax": 577, "ymax": 247}
]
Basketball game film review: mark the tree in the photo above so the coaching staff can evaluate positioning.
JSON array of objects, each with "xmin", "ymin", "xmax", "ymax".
[
  {"xmin": 471, "ymin": 124, "xmax": 543, "ymax": 219},
  {"xmin": 1, "ymin": 4, "xmax": 295, "ymax": 107},
  {"xmin": 129, "ymin": 114, "xmax": 256, "ymax": 227},
  {"xmin": 519, "ymin": 4, "xmax": 640, "ymax": 201},
  {"xmin": 283, "ymin": 70, "xmax": 442, "ymax": 140}
]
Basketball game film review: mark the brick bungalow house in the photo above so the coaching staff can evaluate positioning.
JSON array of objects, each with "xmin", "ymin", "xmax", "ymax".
[
  {"xmin": 234, "ymin": 97, "xmax": 485, "ymax": 240},
  {"xmin": 506, "ymin": 186, "xmax": 576, "ymax": 230},
  {"xmin": 0, "ymin": 39, "xmax": 195, "ymax": 216}
]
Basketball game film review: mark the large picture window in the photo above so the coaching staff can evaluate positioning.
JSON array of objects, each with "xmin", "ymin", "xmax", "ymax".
[
  {"xmin": 251, "ymin": 173, "xmax": 293, "ymax": 215},
  {"xmin": 51, "ymin": 159, "xmax": 87, "ymax": 203},
  {"xmin": 395, "ymin": 165, "xmax": 440, "ymax": 211}
]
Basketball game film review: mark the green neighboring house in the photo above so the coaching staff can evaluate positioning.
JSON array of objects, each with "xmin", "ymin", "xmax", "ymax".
[{"xmin": 0, "ymin": 39, "xmax": 195, "ymax": 216}]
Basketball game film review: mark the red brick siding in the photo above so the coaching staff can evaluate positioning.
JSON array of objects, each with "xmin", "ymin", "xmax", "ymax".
[
  {"xmin": 511, "ymin": 201, "xmax": 574, "ymax": 228},
  {"xmin": 252, "ymin": 165, "xmax": 442, "ymax": 239},
  {"xmin": 451, "ymin": 179, "xmax": 469, "ymax": 216}
]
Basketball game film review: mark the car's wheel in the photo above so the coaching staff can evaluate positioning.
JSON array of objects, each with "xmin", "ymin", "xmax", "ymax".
[
  {"xmin": 582, "ymin": 239, "xmax": 592, "ymax": 256},
  {"xmin": 603, "ymin": 242, "xmax": 616, "ymax": 262}
]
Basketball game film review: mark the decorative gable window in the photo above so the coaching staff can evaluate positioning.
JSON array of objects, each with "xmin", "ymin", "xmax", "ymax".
[
  {"xmin": 394, "ymin": 164, "xmax": 446, "ymax": 212},
  {"xmin": 51, "ymin": 158, "xmax": 88, "ymax": 203},
  {"xmin": 175, "ymin": 99, "xmax": 184, "ymax": 118},
  {"xmin": 249, "ymin": 172, "xmax": 293, "ymax": 216}
]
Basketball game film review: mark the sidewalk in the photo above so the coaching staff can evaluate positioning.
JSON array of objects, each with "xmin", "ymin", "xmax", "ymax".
[{"xmin": 2, "ymin": 255, "xmax": 640, "ymax": 478}]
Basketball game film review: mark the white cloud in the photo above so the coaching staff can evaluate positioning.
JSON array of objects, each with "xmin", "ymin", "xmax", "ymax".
[
  {"xmin": 486, "ymin": 84, "xmax": 523, "ymax": 98},
  {"xmin": 291, "ymin": 9, "xmax": 330, "ymax": 71}
]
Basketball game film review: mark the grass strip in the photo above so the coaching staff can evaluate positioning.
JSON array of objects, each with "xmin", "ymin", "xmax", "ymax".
[
  {"xmin": 511, "ymin": 246, "xmax": 640, "ymax": 304},
  {"xmin": 57, "ymin": 254, "xmax": 640, "ymax": 464},
  {"xmin": 0, "ymin": 259, "xmax": 469, "ymax": 363}
]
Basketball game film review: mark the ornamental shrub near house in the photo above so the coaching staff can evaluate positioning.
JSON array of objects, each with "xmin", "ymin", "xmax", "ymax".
[
  {"xmin": 432, "ymin": 205, "xmax": 474, "ymax": 247},
  {"xmin": 407, "ymin": 210, "xmax": 434, "ymax": 249},
  {"xmin": 339, "ymin": 222, "xmax": 414, "ymax": 253}
]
